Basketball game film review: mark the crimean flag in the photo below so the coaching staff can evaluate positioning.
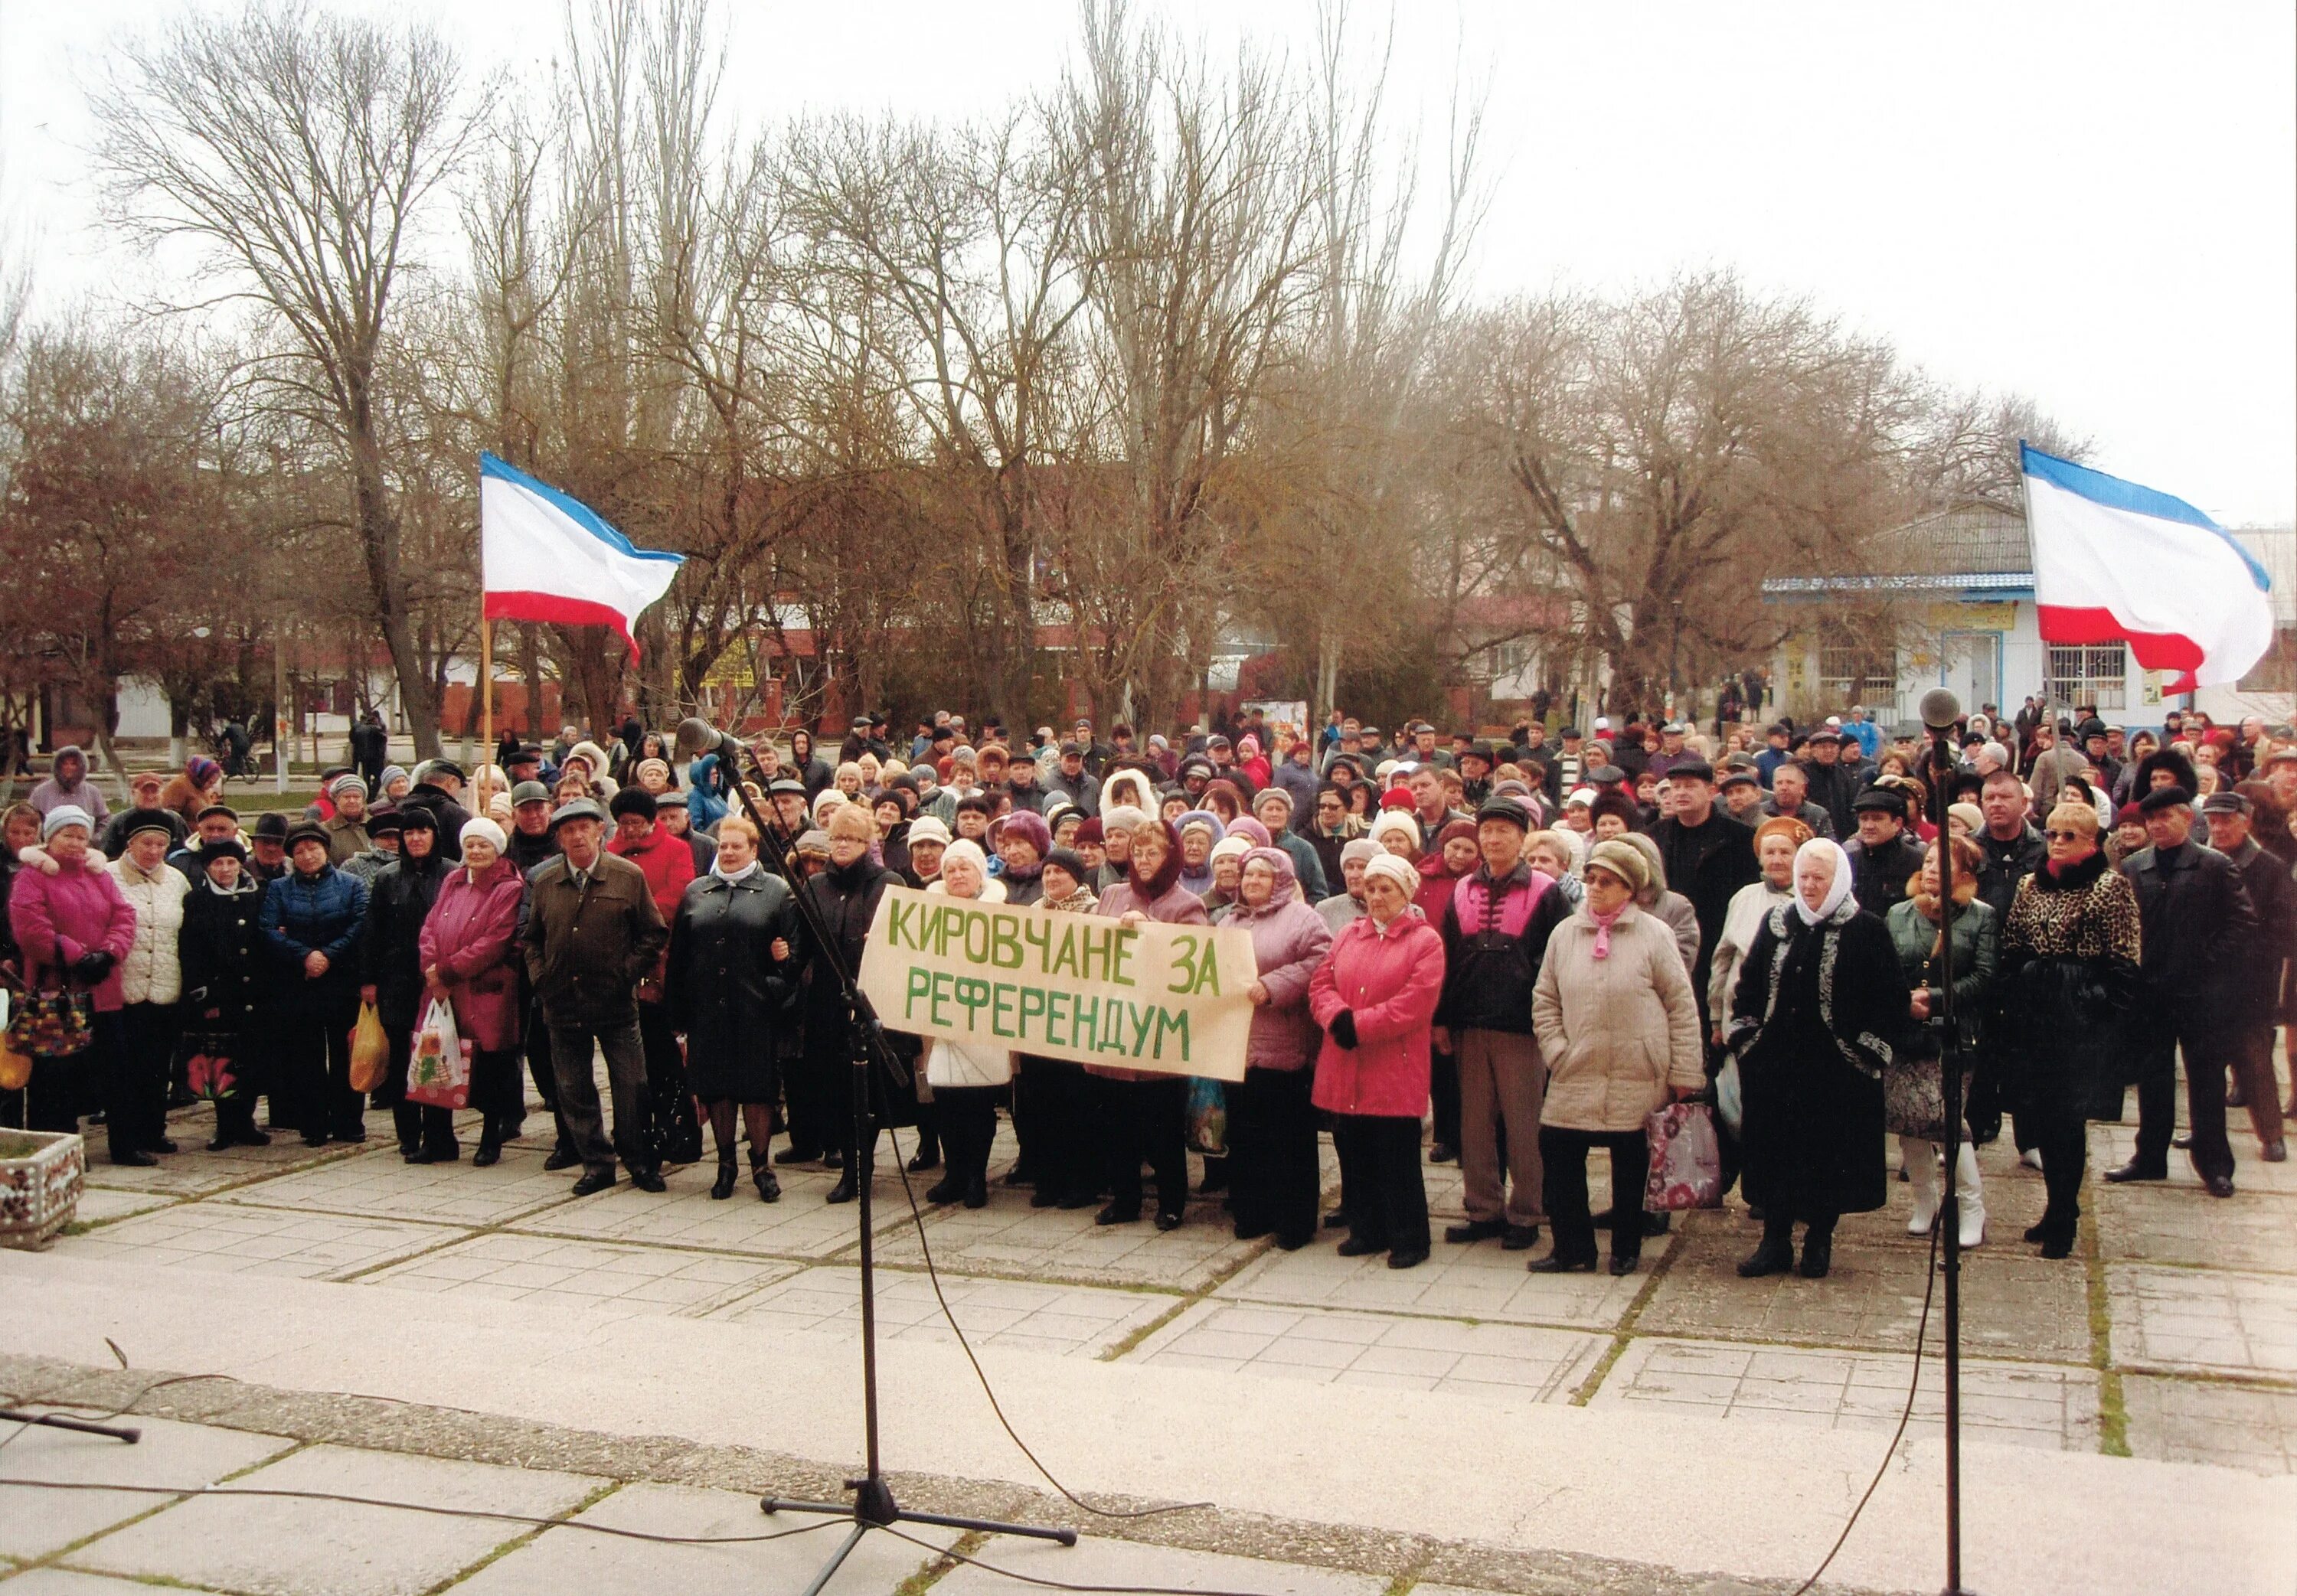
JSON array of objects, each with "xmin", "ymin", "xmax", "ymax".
[
  {"xmin": 2021, "ymin": 442, "xmax": 2272, "ymax": 693},
  {"xmin": 480, "ymin": 453, "xmax": 683, "ymax": 659}
]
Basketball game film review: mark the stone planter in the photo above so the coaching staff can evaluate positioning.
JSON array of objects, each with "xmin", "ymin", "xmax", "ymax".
[{"xmin": 0, "ymin": 1128, "xmax": 86, "ymax": 1251}]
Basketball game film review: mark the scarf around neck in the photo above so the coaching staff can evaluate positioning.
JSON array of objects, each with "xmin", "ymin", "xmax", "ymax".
[{"xmin": 1590, "ymin": 903, "xmax": 1625, "ymax": 960}]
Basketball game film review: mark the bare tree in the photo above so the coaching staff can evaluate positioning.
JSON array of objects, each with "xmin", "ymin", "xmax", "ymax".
[
  {"xmin": 1468, "ymin": 273, "xmax": 1921, "ymax": 713},
  {"xmin": 1243, "ymin": 1, "xmax": 1489, "ymax": 721},
  {"xmin": 1054, "ymin": 0, "xmax": 1317, "ymax": 728},
  {"xmin": 90, "ymin": 2, "xmax": 488, "ymax": 758},
  {"xmin": 1, "ymin": 325, "xmax": 226, "ymax": 781}
]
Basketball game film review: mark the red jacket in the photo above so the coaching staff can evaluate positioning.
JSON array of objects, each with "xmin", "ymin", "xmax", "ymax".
[
  {"xmin": 419, "ymin": 857, "xmax": 526, "ymax": 1051},
  {"xmin": 1309, "ymin": 908, "xmax": 1445, "ymax": 1118},
  {"xmin": 8, "ymin": 854, "xmax": 139, "ymax": 1013},
  {"xmin": 609, "ymin": 824, "xmax": 695, "ymax": 984}
]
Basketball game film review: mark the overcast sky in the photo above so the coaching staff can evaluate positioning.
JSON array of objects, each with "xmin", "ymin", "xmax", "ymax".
[{"xmin": 3, "ymin": 0, "xmax": 2290, "ymax": 523}]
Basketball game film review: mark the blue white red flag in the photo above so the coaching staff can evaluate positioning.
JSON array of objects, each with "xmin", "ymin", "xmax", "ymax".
[
  {"xmin": 2021, "ymin": 442, "xmax": 2272, "ymax": 693},
  {"xmin": 480, "ymin": 453, "xmax": 683, "ymax": 658}
]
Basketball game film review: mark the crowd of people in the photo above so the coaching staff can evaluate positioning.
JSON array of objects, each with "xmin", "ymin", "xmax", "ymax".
[{"xmin": 3, "ymin": 690, "xmax": 2289, "ymax": 1277}]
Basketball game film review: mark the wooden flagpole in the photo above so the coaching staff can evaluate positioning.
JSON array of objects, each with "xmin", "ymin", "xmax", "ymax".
[{"xmin": 480, "ymin": 609, "xmax": 494, "ymax": 768}]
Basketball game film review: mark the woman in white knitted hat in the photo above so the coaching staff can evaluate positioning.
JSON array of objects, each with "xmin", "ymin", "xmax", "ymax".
[{"xmin": 1309, "ymin": 849, "xmax": 1444, "ymax": 1269}]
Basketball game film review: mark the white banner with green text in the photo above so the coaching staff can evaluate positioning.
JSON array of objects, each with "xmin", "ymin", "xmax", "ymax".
[{"xmin": 857, "ymin": 886, "xmax": 1260, "ymax": 1081}]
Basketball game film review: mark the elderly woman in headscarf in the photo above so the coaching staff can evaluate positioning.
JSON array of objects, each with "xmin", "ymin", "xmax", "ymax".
[
  {"xmin": 1531, "ymin": 837, "xmax": 1705, "ymax": 1275},
  {"xmin": 1091, "ymin": 817, "xmax": 1208, "ymax": 1229},
  {"xmin": 1222, "ymin": 846, "xmax": 1332, "ymax": 1248},
  {"xmin": 1725, "ymin": 837, "xmax": 1907, "ymax": 1280},
  {"xmin": 1885, "ymin": 834, "xmax": 1997, "ymax": 1248},
  {"xmin": 1175, "ymin": 810, "xmax": 1224, "ymax": 896}
]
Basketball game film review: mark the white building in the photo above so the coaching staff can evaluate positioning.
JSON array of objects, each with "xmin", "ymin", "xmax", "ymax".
[{"xmin": 1764, "ymin": 504, "xmax": 2295, "ymax": 729}]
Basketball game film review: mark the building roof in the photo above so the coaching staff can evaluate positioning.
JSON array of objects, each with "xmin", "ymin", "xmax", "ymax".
[{"xmin": 1763, "ymin": 501, "xmax": 2032, "ymax": 599}]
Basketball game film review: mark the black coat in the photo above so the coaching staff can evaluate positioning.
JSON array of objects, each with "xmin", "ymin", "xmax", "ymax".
[
  {"xmin": 2119, "ymin": 840, "xmax": 2256, "ymax": 1026},
  {"xmin": 1648, "ymin": 809, "xmax": 1760, "ymax": 1002},
  {"xmin": 1727, "ymin": 903, "xmax": 1903, "ymax": 1218},
  {"xmin": 2219, "ymin": 837, "xmax": 2295, "ymax": 1026},
  {"xmin": 1975, "ymin": 824, "xmax": 2047, "ymax": 923},
  {"xmin": 404, "ymin": 784, "xmax": 472, "ymax": 861},
  {"xmin": 1802, "ymin": 761, "xmax": 1860, "ymax": 840},
  {"xmin": 1847, "ymin": 831, "xmax": 1926, "ymax": 915},
  {"xmin": 350, "ymin": 720, "xmax": 389, "ymax": 775},
  {"xmin": 1998, "ymin": 851, "xmax": 2141, "ymax": 1120},
  {"xmin": 507, "ymin": 826, "xmax": 559, "ymax": 876},
  {"xmin": 360, "ymin": 853, "xmax": 450, "ymax": 1030},
  {"xmin": 668, "ymin": 870, "xmax": 802, "ymax": 1102},
  {"xmin": 178, "ymin": 880, "xmax": 269, "ymax": 1034},
  {"xmin": 800, "ymin": 856, "xmax": 921, "ymax": 1083}
]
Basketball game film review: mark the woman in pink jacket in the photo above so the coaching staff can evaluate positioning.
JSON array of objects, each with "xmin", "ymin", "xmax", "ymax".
[
  {"xmin": 1225, "ymin": 847, "xmax": 1332, "ymax": 1248},
  {"xmin": 7, "ymin": 805, "xmax": 142, "ymax": 1162},
  {"xmin": 1310, "ymin": 850, "xmax": 1446, "ymax": 1268},
  {"xmin": 417, "ymin": 819, "xmax": 528, "ymax": 1164},
  {"xmin": 1092, "ymin": 818, "xmax": 1207, "ymax": 1230}
]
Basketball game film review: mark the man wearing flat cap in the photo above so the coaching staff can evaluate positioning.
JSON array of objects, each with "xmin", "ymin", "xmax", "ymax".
[
  {"xmin": 1845, "ymin": 785, "xmax": 1924, "ymax": 913},
  {"xmin": 523, "ymin": 798, "xmax": 671, "ymax": 1195},
  {"xmin": 1799, "ymin": 729, "xmax": 1859, "ymax": 838},
  {"xmin": 1649, "ymin": 756, "xmax": 1760, "ymax": 1045},
  {"xmin": 2113, "ymin": 785, "xmax": 2256, "ymax": 1195}
]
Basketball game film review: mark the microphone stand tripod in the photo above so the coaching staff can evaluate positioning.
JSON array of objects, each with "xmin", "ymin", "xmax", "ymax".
[
  {"xmin": 1920, "ymin": 695, "xmax": 1973, "ymax": 1596},
  {"xmin": 678, "ymin": 723, "xmax": 1076, "ymax": 1594}
]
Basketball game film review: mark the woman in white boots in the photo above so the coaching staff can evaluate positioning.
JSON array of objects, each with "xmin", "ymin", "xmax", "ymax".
[{"xmin": 1884, "ymin": 835, "xmax": 1996, "ymax": 1247}]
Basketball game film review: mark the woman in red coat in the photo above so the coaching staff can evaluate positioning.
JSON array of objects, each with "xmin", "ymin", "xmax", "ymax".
[
  {"xmin": 1311, "ymin": 850, "xmax": 1446, "ymax": 1268},
  {"xmin": 419, "ymin": 820, "xmax": 528, "ymax": 1164}
]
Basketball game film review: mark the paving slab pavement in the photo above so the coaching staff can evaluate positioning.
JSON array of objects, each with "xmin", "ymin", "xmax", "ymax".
[
  {"xmin": 7, "ymin": 1066, "xmax": 2295, "ymax": 1593},
  {"xmin": 452, "ymin": 1481, "xmax": 956, "ymax": 1595},
  {"xmin": 936, "ymin": 1535, "xmax": 1387, "ymax": 1594},
  {"xmin": 0, "ymin": 1412, "xmax": 293, "ymax": 1562},
  {"xmin": 60, "ymin": 1441, "xmax": 600, "ymax": 1596}
]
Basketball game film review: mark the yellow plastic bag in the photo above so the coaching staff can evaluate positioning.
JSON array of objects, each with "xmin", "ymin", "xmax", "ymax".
[
  {"xmin": 0, "ymin": 1036, "xmax": 31, "ymax": 1092},
  {"xmin": 348, "ymin": 1002, "xmax": 389, "ymax": 1094}
]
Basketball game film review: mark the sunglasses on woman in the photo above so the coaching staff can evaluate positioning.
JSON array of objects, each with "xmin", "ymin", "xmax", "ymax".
[{"xmin": 2044, "ymin": 828, "xmax": 2085, "ymax": 841}]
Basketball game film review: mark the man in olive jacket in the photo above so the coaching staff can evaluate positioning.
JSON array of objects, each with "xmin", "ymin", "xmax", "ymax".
[{"xmin": 524, "ymin": 798, "xmax": 670, "ymax": 1194}]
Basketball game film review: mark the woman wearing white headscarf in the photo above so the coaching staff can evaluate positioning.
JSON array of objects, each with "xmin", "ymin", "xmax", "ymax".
[{"xmin": 1724, "ymin": 837, "xmax": 1906, "ymax": 1280}]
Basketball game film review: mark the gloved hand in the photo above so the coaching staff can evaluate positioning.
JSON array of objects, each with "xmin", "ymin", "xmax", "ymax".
[
  {"xmin": 73, "ymin": 951, "xmax": 115, "ymax": 984},
  {"xmin": 1329, "ymin": 1009, "xmax": 1358, "ymax": 1050}
]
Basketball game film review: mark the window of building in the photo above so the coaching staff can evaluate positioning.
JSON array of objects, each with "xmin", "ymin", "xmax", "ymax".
[
  {"xmin": 1818, "ymin": 644, "xmax": 1896, "ymax": 709},
  {"xmin": 2045, "ymin": 644, "xmax": 2126, "ymax": 710}
]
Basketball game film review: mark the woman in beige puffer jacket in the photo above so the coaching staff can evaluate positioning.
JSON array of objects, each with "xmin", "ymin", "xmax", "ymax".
[
  {"xmin": 1530, "ymin": 837, "xmax": 1704, "ymax": 1276},
  {"xmin": 109, "ymin": 818, "xmax": 188, "ymax": 1147}
]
